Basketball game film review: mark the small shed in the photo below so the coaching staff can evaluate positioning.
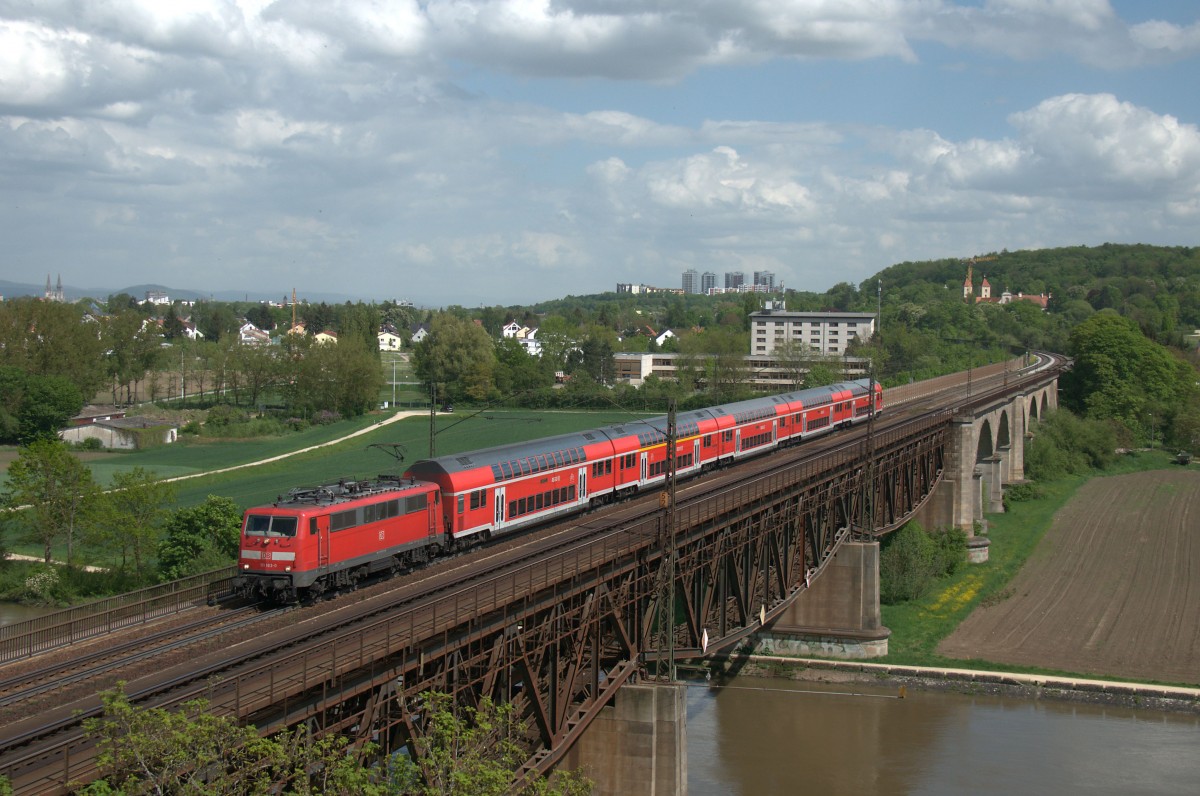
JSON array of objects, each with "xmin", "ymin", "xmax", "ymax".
[{"xmin": 60, "ymin": 417, "xmax": 179, "ymax": 450}]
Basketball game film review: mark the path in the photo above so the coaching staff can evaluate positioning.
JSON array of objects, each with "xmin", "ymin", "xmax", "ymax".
[{"xmin": 161, "ymin": 410, "xmax": 428, "ymax": 484}]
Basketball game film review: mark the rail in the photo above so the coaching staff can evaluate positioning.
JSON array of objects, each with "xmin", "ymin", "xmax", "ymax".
[{"xmin": 0, "ymin": 568, "xmax": 236, "ymax": 663}]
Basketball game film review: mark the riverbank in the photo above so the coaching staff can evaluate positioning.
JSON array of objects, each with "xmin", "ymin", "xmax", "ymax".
[{"xmin": 718, "ymin": 655, "xmax": 1200, "ymax": 714}]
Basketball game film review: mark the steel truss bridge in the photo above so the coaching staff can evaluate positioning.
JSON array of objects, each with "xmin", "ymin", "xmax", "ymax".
[{"xmin": 0, "ymin": 359, "xmax": 1063, "ymax": 793}]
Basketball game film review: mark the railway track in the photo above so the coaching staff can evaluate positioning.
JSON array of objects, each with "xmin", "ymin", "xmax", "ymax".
[
  {"xmin": 0, "ymin": 603, "xmax": 289, "ymax": 711},
  {"xmin": 0, "ymin": 354, "xmax": 1064, "ymax": 793}
]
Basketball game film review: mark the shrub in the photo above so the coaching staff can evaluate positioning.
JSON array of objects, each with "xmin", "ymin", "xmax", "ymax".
[
  {"xmin": 312, "ymin": 409, "xmax": 342, "ymax": 425},
  {"xmin": 880, "ymin": 523, "xmax": 939, "ymax": 604},
  {"xmin": 204, "ymin": 404, "xmax": 248, "ymax": 428}
]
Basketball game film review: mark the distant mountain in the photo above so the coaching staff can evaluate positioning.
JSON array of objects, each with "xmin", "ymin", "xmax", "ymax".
[{"xmin": 0, "ymin": 279, "xmax": 373, "ymax": 305}]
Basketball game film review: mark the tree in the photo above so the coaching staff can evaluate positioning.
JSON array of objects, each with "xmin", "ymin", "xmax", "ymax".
[
  {"xmin": 1061, "ymin": 311, "xmax": 1195, "ymax": 436},
  {"xmin": 19, "ymin": 375, "xmax": 84, "ymax": 441},
  {"xmin": 0, "ymin": 297, "xmax": 106, "ymax": 399},
  {"xmin": 398, "ymin": 692, "xmax": 591, "ymax": 796},
  {"xmin": 82, "ymin": 686, "xmax": 386, "ymax": 795},
  {"xmin": 413, "ymin": 314, "xmax": 496, "ymax": 403},
  {"xmin": 3, "ymin": 439, "xmax": 99, "ymax": 564},
  {"xmin": 103, "ymin": 310, "xmax": 163, "ymax": 405},
  {"xmin": 92, "ymin": 468, "xmax": 176, "ymax": 577},
  {"xmin": 0, "ymin": 368, "xmax": 84, "ymax": 443},
  {"xmin": 80, "ymin": 686, "xmax": 589, "ymax": 796},
  {"xmin": 157, "ymin": 495, "xmax": 243, "ymax": 581}
]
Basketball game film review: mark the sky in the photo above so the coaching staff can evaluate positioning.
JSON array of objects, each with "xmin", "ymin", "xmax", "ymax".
[{"xmin": 2, "ymin": 1, "xmax": 1199, "ymax": 307}]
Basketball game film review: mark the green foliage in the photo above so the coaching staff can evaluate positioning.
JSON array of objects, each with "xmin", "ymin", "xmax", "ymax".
[
  {"xmin": 3, "ymin": 439, "xmax": 100, "ymax": 564},
  {"xmin": 0, "ymin": 366, "xmax": 85, "ymax": 443},
  {"xmin": 0, "ymin": 560, "xmax": 147, "ymax": 605},
  {"xmin": 1002, "ymin": 482, "xmax": 1044, "ymax": 509},
  {"xmin": 1024, "ymin": 409, "xmax": 1118, "ymax": 480},
  {"xmin": 157, "ymin": 495, "xmax": 243, "ymax": 581},
  {"xmin": 413, "ymin": 315, "xmax": 497, "ymax": 403},
  {"xmin": 398, "ymin": 692, "xmax": 592, "ymax": 796},
  {"xmin": 82, "ymin": 686, "xmax": 389, "ymax": 795},
  {"xmin": 0, "ymin": 297, "xmax": 107, "ymax": 399},
  {"xmin": 91, "ymin": 468, "xmax": 176, "ymax": 576},
  {"xmin": 1061, "ymin": 312, "xmax": 1196, "ymax": 438},
  {"xmin": 78, "ymin": 686, "xmax": 589, "ymax": 795},
  {"xmin": 880, "ymin": 522, "xmax": 965, "ymax": 604}
]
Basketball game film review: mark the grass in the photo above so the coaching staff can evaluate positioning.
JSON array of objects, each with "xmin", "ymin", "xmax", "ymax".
[
  {"xmin": 878, "ymin": 449, "xmax": 1187, "ymax": 679},
  {"xmin": 2, "ymin": 405, "xmax": 650, "ymax": 568}
]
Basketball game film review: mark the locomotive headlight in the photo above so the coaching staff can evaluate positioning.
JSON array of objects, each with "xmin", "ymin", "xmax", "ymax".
[
  {"xmin": 285, "ymin": 566, "xmax": 292, "ymax": 572},
  {"xmin": 243, "ymin": 563, "xmax": 250, "ymax": 569}
]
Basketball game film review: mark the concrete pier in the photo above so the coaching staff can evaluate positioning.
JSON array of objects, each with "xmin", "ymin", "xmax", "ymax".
[
  {"xmin": 561, "ymin": 683, "xmax": 687, "ymax": 796},
  {"xmin": 754, "ymin": 541, "xmax": 890, "ymax": 659}
]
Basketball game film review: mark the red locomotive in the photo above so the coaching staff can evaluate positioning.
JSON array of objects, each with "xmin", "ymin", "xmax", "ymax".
[{"xmin": 234, "ymin": 379, "xmax": 881, "ymax": 602}]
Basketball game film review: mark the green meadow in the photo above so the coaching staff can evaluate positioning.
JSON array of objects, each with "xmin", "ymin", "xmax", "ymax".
[{"xmin": 77, "ymin": 408, "xmax": 649, "ymax": 511}]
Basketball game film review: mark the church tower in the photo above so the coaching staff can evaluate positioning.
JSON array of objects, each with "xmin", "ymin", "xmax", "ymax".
[{"xmin": 963, "ymin": 264, "xmax": 974, "ymax": 302}]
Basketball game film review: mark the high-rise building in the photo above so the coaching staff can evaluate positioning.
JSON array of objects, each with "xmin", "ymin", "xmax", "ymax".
[
  {"xmin": 701, "ymin": 271, "xmax": 717, "ymax": 294},
  {"xmin": 753, "ymin": 270, "xmax": 776, "ymax": 290},
  {"xmin": 725, "ymin": 271, "xmax": 745, "ymax": 289},
  {"xmin": 682, "ymin": 269, "xmax": 700, "ymax": 294}
]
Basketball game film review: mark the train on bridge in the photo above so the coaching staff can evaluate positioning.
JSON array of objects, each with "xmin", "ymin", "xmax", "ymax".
[{"xmin": 234, "ymin": 379, "xmax": 883, "ymax": 602}]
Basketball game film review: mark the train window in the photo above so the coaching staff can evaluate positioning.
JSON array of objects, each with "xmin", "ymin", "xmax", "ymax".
[
  {"xmin": 387, "ymin": 499, "xmax": 399, "ymax": 518},
  {"xmin": 569, "ymin": 485, "xmax": 577, "ymax": 500},
  {"xmin": 309, "ymin": 518, "xmax": 318, "ymax": 535},
  {"xmin": 501, "ymin": 462, "xmax": 513, "ymax": 479},
  {"xmin": 457, "ymin": 495, "xmax": 464, "ymax": 515},
  {"xmin": 518, "ymin": 498, "xmax": 527, "ymax": 515},
  {"xmin": 407, "ymin": 493, "xmax": 428, "ymax": 513},
  {"xmin": 331, "ymin": 510, "xmax": 356, "ymax": 532},
  {"xmin": 509, "ymin": 500, "xmax": 517, "ymax": 517},
  {"xmin": 605, "ymin": 459, "xmax": 612, "ymax": 475},
  {"xmin": 536, "ymin": 494, "xmax": 544, "ymax": 510},
  {"xmin": 480, "ymin": 490, "xmax": 487, "ymax": 507},
  {"xmin": 470, "ymin": 491, "xmax": 480, "ymax": 510},
  {"xmin": 363, "ymin": 504, "xmax": 376, "ymax": 523},
  {"xmin": 552, "ymin": 488, "xmax": 560, "ymax": 504},
  {"xmin": 247, "ymin": 515, "xmax": 298, "ymax": 537}
]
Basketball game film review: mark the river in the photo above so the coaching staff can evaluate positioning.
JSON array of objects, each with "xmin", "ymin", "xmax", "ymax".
[{"xmin": 686, "ymin": 676, "xmax": 1200, "ymax": 795}]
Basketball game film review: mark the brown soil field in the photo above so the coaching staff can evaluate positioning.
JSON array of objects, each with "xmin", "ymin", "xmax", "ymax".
[{"xmin": 938, "ymin": 469, "xmax": 1200, "ymax": 685}]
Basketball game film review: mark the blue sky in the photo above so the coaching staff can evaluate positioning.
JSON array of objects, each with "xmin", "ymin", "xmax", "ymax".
[{"xmin": 2, "ymin": 1, "xmax": 1198, "ymax": 306}]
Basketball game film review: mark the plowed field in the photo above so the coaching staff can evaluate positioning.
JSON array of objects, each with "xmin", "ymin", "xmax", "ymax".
[{"xmin": 938, "ymin": 469, "xmax": 1200, "ymax": 685}]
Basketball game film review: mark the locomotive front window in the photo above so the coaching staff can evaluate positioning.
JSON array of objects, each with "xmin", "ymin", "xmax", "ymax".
[{"xmin": 245, "ymin": 515, "xmax": 298, "ymax": 537}]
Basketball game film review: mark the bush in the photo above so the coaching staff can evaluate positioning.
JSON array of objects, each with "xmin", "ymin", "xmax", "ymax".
[
  {"xmin": 880, "ymin": 523, "xmax": 939, "ymax": 604},
  {"xmin": 72, "ymin": 437, "xmax": 103, "ymax": 451},
  {"xmin": 312, "ymin": 409, "xmax": 342, "ymax": 425},
  {"xmin": 880, "ymin": 522, "xmax": 966, "ymax": 604},
  {"xmin": 1025, "ymin": 409, "xmax": 1117, "ymax": 480},
  {"xmin": 1003, "ymin": 482, "xmax": 1043, "ymax": 511},
  {"xmin": 204, "ymin": 404, "xmax": 248, "ymax": 428},
  {"xmin": 180, "ymin": 419, "xmax": 201, "ymax": 435}
]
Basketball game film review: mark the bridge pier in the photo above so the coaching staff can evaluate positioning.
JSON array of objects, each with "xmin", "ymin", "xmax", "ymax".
[
  {"xmin": 561, "ymin": 683, "xmax": 687, "ymax": 796},
  {"xmin": 752, "ymin": 541, "xmax": 889, "ymax": 658}
]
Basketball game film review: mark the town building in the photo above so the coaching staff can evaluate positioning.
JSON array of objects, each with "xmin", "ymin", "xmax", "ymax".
[
  {"xmin": 701, "ymin": 271, "xmax": 717, "ymax": 293},
  {"xmin": 753, "ymin": 271, "xmax": 776, "ymax": 290},
  {"xmin": 613, "ymin": 352, "xmax": 869, "ymax": 390},
  {"xmin": 682, "ymin": 269, "xmax": 700, "ymax": 294},
  {"xmin": 725, "ymin": 271, "xmax": 745, "ymax": 290},
  {"xmin": 748, "ymin": 304, "xmax": 876, "ymax": 357}
]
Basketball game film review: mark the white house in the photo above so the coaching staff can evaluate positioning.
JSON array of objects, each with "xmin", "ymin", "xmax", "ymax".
[
  {"xmin": 410, "ymin": 323, "xmax": 431, "ymax": 344},
  {"xmin": 238, "ymin": 322, "xmax": 270, "ymax": 346},
  {"xmin": 655, "ymin": 329, "xmax": 676, "ymax": 347},
  {"xmin": 501, "ymin": 320, "xmax": 522, "ymax": 338},
  {"xmin": 378, "ymin": 325, "xmax": 403, "ymax": 351}
]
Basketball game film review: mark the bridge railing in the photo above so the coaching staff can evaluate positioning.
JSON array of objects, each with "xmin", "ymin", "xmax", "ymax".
[
  {"xmin": 886, "ymin": 356, "xmax": 1026, "ymax": 405},
  {"xmin": 0, "ymin": 567, "xmax": 236, "ymax": 663}
]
